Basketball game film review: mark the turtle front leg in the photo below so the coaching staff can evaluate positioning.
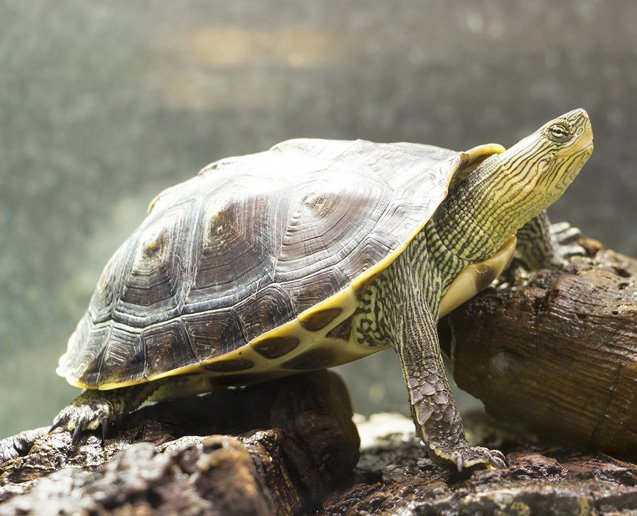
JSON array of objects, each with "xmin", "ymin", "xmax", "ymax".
[
  {"xmin": 50, "ymin": 383, "xmax": 158, "ymax": 445},
  {"xmin": 516, "ymin": 211, "xmax": 585, "ymax": 269},
  {"xmin": 549, "ymin": 219, "xmax": 587, "ymax": 259},
  {"xmin": 391, "ymin": 293, "xmax": 506, "ymax": 472}
]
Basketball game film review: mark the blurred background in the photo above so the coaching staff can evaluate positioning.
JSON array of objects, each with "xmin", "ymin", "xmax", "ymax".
[{"xmin": 1, "ymin": 0, "xmax": 636, "ymax": 438}]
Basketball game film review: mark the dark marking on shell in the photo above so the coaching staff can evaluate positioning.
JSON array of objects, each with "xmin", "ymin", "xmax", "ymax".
[
  {"xmin": 326, "ymin": 317, "xmax": 353, "ymax": 340},
  {"xmin": 281, "ymin": 348, "xmax": 336, "ymax": 370},
  {"xmin": 203, "ymin": 358, "xmax": 255, "ymax": 372},
  {"xmin": 300, "ymin": 307, "xmax": 342, "ymax": 331},
  {"xmin": 252, "ymin": 336, "xmax": 300, "ymax": 359},
  {"xmin": 475, "ymin": 264, "xmax": 498, "ymax": 293}
]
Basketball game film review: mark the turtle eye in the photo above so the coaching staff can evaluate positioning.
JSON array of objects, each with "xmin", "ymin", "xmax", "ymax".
[{"xmin": 547, "ymin": 122, "xmax": 571, "ymax": 143}]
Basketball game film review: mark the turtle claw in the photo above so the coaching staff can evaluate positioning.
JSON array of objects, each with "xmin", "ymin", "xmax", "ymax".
[
  {"xmin": 101, "ymin": 418, "xmax": 110, "ymax": 443},
  {"xmin": 488, "ymin": 449, "xmax": 508, "ymax": 470},
  {"xmin": 49, "ymin": 390, "xmax": 119, "ymax": 446},
  {"xmin": 550, "ymin": 221, "xmax": 582, "ymax": 245},
  {"xmin": 429, "ymin": 441, "xmax": 508, "ymax": 472},
  {"xmin": 50, "ymin": 384, "xmax": 155, "ymax": 446},
  {"xmin": 71, "ymin": 425, "xmax": 83, "ymax": 447},
  {"xmin": 48, "ymin": 419, "xmax": 64, "ymax": 434}
]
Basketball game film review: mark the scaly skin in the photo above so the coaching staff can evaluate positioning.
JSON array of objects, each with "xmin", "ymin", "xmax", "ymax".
[{"xmin": 373, "ymin": 245, "xmax": 506, "ymax": 470}]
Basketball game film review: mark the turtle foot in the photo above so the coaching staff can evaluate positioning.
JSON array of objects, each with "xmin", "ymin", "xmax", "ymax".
[
  {"xmin": 49, "ymin": 390, "xmax": 123, "ymax": 446},
  {"xmin": 50, "ymin": 383, "xmax": 158, "ymax": 445},
  {"xmin": 428, "ymin": 441, "xmax": 507, "ymax": 472},
  {"xmin": 550, "ymin": 221, "xmax": 587, "ymax": 263}
]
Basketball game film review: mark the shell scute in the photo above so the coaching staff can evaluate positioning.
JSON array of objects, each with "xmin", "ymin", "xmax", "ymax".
[
  {"xmin": 282, "ymin": 268, "xmax": 348, "ymax": 314},
  {"xmin": 123, "ymin": 227, "xmax": 175, "ymax": 307},
  {"xmin": 62, "ymin": 318, "xmax": 106, "ymax": 387},
  {"xmin": 274, "ymin": 176, "xmax": 384, "ymax": 280},
  {"xmin": 181, "ymin": 309, "xmax": 246, "ymax": 362},
  {"xmin": 112, "ymin": 201, "xmax": 197, "ymax": 327},
  {"xmin": 234, "ymin": 284, "xmax": 295, "ymax": 341},
  {"xmin": 192, "ymin": 189, "xmax": 276, "ymax": 296},
  {"xmin": 97, "ymin": 326, "xmax": 144, "ymax": 387},
  {"xmin": 88, "ymin": 245, "xmax": 129, "ymax": 324},
  {"xmin": 142, "ymin": 321, "xmax": 195, "ymax": 376}
]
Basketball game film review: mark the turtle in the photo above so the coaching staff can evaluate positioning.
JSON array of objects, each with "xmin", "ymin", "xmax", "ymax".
[{"xmin": 51, "ymin": 108, "xmax": 593, "ymax": 471}]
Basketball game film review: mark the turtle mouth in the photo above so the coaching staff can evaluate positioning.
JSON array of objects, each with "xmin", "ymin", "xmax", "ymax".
[
  {"xmin": 578, "ymin": 124, "xmax": 594, "ymax": 153},
  {"xmin": 563, "ymin": 147, "xmax": 593, "ymax": 184},
  {"xmin": 564, "ymin": 107, "xmax": 594, "ymax": 153}
]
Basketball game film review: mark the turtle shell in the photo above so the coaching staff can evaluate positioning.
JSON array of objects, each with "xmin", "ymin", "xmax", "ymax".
[{"xmin": 58, "ymin": 139, "xmax": 491, "ymax": 389}]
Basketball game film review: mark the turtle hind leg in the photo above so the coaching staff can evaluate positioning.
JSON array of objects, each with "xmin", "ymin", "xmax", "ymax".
[{"xmin": 50, "ymin": 382, "xmax": 158, "ymax": 446}]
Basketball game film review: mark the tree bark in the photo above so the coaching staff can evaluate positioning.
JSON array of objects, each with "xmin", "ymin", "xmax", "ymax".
[
  {"xmin": 443, "ymin": 241, "xmax": 637, "ymax": 454},
  {"xmin": 321, "ymin": 412, "xmax": 637, "ymax": 515},
  {"xmin": 0, "ymin": 371, "xmax": 359, "ymax": 515}
]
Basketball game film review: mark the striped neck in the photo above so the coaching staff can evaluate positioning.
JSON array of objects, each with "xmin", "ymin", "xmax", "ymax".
[
  {"xmin": 427, "ymin": 154, "xmax": 518, "ymax": 268},
  {"xmin": 423, "ymin": 108, "xmax": 593, "ymax": 290}
]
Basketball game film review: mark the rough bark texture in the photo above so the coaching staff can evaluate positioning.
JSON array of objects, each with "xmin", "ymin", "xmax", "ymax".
[
  {"xmin": 0, "ymin": 371, "xmax": 360, "ymax": 515},
  {"xmin": 1, "ymin": 243, "xmax": 636, "ymax": 515},
  {"xmin": 445, "ymin": 242, "xmax": 637, "ymax": 455},
  {"xmin": 321, "ymin": 412, "xmax": 637, "ymax": 515}
]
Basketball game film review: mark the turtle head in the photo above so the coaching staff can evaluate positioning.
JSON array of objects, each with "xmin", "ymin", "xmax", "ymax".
[
  {"xmin": 495, "ymin": 108, "xmax": 593, "ymax": 218},
  {"xmin": 466, "ymin": 109, "xmax": 593, "ymax": 248},
  {"xmin": 433, "ymin": 109, "xmax": 593, "ymax": 263}
]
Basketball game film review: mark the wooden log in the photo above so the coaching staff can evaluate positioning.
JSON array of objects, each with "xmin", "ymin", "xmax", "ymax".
[
  {"xmin": 443, "ymin": 243, "xmax": 637, "ymax": 454},
  {"xmin": 321, "ymin": 412, "xmax": 637, "ymax": 514},
  {"xmin": 0, "ymin": 370, "xmax": 359, "ymax": 515}
]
